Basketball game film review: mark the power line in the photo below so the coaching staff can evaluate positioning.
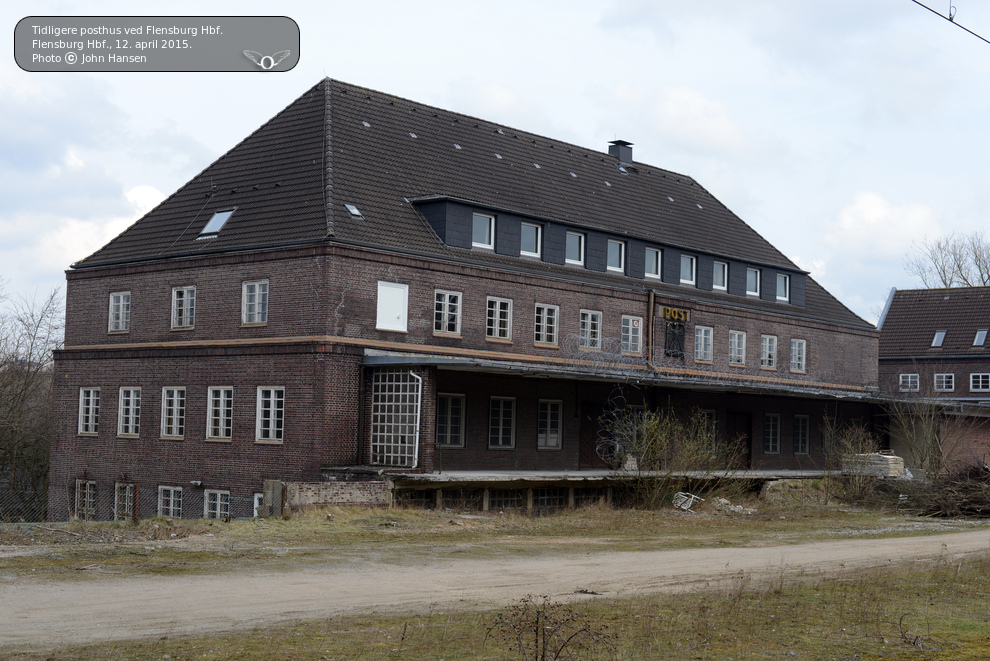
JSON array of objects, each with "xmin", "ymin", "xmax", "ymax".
[{"xmin": 910, "ymin": 0, "xmax": 990, "ymax": 45}]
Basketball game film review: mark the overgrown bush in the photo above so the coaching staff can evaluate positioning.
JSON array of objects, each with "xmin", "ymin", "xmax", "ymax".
[
  {"xmin": 486, "ymin": 594, "xmax": 615, "ymax": 661},
  {"xmin": 600, "ymin": 405, "xmax": 744, "ymax": 509},
  {"xmin": 880, "ymin": 462, "xmax": 990, "ymax": 517}
]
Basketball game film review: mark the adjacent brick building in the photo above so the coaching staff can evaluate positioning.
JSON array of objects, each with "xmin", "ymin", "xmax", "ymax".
[
  {"xmin": 50, "ymin": 78, "xmax": 880, "ymax": 520},
  {"xmin": 877, "ymin": 287, "xmax": 990, "ymax": 467}
]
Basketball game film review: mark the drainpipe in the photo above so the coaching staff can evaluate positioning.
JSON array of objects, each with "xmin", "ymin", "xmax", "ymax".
[
  {"xmin": 646, "ymin": 290, "xmax": 656, "ymax": 370},
  {"xmin": 410, "ymin": 371, "xmax": 423, "ymax": 469}
]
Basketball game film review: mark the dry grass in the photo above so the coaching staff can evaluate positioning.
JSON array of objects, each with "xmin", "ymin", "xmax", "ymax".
[
  {"xmin": 2, "ymin": 497, "xmax": 986, "ymax": 579},
  {"xmin": 7, "ymin": 551, "xmax": 990, "ymax": 660}
]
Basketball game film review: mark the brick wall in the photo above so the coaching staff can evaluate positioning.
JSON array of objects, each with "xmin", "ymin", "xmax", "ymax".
[{"xmin": 285, "ymin": 481, "xmax": 388, "ymax": 508}]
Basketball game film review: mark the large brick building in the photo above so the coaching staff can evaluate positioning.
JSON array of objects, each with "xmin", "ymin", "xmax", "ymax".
[{"xmin": 50, "ymin": 79, "xmax": 879, "ymax": 520}]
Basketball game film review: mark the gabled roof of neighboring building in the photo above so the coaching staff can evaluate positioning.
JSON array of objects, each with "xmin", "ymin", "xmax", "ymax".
[
  {"xmin": 74, "ymin": 78, "xmax": 871, "ymax": 330},
  {"xmin": 878, "ymin": 287, "xmax": 990, "ymax": 357}
]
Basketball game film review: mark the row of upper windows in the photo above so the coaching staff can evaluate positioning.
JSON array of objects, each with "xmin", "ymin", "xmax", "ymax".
[
  {"xmin": 899, "ymin": 372, "xmax": 990, "ymax": 393},
  {"xmin": 470, "ymin": 213, "xmax": 792, "ymax": 302},
  {"xmin": 694, "ymin": 326, "xmax": 807, "ymax": 373},
  {"xmin": 107, "ymin": 281, "xmax": 268, "ymax": 333},
  {"xmin": 381, "ymin": 282, "xmax": 646, "ymax": 353},
  {"xmin": 383, "ymin": 283, "xmax": 808, "ymax": 372},
  {"xmin": 77, "ymin": 386, "xmax": 284, "ymax": 442}
]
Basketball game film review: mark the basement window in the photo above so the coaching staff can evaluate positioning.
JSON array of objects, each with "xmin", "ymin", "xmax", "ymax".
[{"xmin": 198, "ymin": 209, "xmax": 234, "ymax": 238}]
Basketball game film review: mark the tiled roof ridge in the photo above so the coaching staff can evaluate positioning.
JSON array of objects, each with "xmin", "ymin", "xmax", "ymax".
[{"xmin": 75, "ymin": 80, "xmax": 331, "ymax": 266}]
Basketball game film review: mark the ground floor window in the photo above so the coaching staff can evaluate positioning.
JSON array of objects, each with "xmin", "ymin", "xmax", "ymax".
[
  {"xmin": 158, "ymin": 486, "xmax": 182, "ymax": 518},
  {"xmin": 538, "ymin": 400, "xmax": 562, "ymax": 449},
  {"xmin": 763, "ymin": 414, "xmax": 781, "ymax": 454},
  {"xmin": 204, "ymin": 490, "xmax": 230, "ymax": 519},
  {"xmin": 371, "ymin": 369, "xmax": 421, "ymax": 467},
  {"xmin": 793, "ymin": 415, "xmax": 810, "ymax": 455},
  {"xmin": 75, "ymin": 479, "xmax": 96, "ymax": 520},
  {"xmin": 114, "ymin": 482, "xmax": 135, "ymax": 521},
  {"xmin": 436, "ymin": 393, "xmax": 466, "ymax": 447},
  {"xmin": 489, "ymin": 397, "xmax": 516, "ymax": 448}
]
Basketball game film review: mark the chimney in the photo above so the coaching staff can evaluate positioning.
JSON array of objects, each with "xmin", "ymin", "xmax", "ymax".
[{"xmin": 608, "ymin": 139, "xmax": 633, "ymax": 165}]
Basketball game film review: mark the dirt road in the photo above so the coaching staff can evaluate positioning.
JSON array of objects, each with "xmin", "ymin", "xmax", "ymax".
[{"xmin": 2, "ymin": 529, "xmax": 988, "ymax": 650}]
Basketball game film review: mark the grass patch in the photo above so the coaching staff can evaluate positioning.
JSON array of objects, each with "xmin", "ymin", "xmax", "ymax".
[
  {"xmin": 3, "ymin": 502, "xmax": 988, "ymax": 579},
  {"xmin": 8, "ymin": 552, "xmax": 990, "ymax": 660}
]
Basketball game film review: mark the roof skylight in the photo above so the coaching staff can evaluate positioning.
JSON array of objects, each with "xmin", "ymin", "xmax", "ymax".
[
  {"xmin": 534, "ymin": 163, "xmax": 541, "ymax": 169},
  {"xmin": 668, "ymin": 196, "xmax": 674, "ymax": 202},
  {"xmin": 454, "ymin": 144, "xmax": 462, "ymax": 149},
  {"xmin": 345, "ymin": 204, "xmax": 364, "ymax": 219},
  {"xmin": 932, "ymin": 330, "xmax": 946, "ymax": 347},
  {"xmin": 975, "ymin": 330, "xmax": 988, "ymax": 346},
  {"xmin": 198, "ymin": 209, "xmax": 234, "ymax": 238},
  {"xmin": 570, "ymin": 172, "xmax": 577, "ymax": 177},
  {"xmin": 495, "ymin": 153, "xmax": 502, "ymax": 159},
  {"xmin": 605, "ymin": 181, "xmax": 611, "ymax": 187},
  {"xmin": 362, "ymin": 121, "xmax": 371, "ymax": 127},
  {"xmin": 409, "ymin": 132, "xmax": 417, "ymax": 138}
]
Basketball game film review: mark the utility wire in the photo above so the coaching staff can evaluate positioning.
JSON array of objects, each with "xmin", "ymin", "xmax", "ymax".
[{"xmin": 910, "ymin": 0, "xmax": 990, "ymax": 45}]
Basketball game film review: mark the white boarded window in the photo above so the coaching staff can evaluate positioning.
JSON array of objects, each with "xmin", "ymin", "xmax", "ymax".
[{"xmin": 376, "ymin": 281, "xmax": 408, "ymax": 332}]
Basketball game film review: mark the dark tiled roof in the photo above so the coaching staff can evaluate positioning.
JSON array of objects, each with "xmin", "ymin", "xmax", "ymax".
[
  {"xmin": 879, "ymin": 287, "xmax": 990, "ymax": 356},
  {"xmin": 75, "ymin": 79, "xmax": 870, "ymax": 329}
]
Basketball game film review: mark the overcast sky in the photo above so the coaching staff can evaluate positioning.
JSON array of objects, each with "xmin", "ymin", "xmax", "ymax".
[{"xmin": 4, "ymin": 0, "xmax": 990, "ymax": 323}]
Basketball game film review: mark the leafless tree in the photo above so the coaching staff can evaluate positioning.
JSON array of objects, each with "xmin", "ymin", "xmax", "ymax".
[
  {"xmin": 905, "ymin": 231, "xmax": 990, "ymax": 288},
  {"xmin": 0, "ymin": 285, "xmax": 64, "ymax": 498}
]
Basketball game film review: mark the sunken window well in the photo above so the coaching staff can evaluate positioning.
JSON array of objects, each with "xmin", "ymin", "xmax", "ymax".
[{"xmin": 198, "ymin": 209, "xmax": 235, "ymax": 239}]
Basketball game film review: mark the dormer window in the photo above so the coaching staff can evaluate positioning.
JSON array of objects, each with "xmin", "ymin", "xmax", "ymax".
[
  {"xmin": 565, "ymin": 232, "xmax": 585, "ymax": 266},
  {"xmin": 932, "ymin": 331, "xmax": 946, "ymax": 347},
  {"xmin": 520, "ymin": 222, "xmax": 541, "ymax": 258},
  {"xmin": 472, "ymin": 213, "xmax": 495, "ymax": 250},
  {"xmin": 746, "ymin": 268, "xmax": 760, "ymax": 296},
  {"xmin": 607, "ymin": 240, "xmax": 625, "ymax": 273},
  {"xmin": 198, "ymin": 209, "xmax": 234, "ymax": 239},
  {"xmin": 776, "ymin": 274, "xmax": 790, "ymax": 302}
]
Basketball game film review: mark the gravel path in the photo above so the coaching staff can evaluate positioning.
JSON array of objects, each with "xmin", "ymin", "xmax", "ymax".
[{"xmin": 1, "ymin": 529, "xmax": 988, "ymax": 651}]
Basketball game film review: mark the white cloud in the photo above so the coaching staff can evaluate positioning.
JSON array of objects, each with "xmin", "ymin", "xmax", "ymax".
[
  {"xmin": 125, "ymin": 185, "xmax": 166, "ymax": 216},
  {"xmin": 825, "ymin": 192, "xmax": 941, "ymax": 259},
  {"xmin": 650, "ymin": 86, "xmax": 746, "ymax": 155},
  {"xmin": 791, "ymin": 255, "xmax": 826, "ymax": 281}
]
